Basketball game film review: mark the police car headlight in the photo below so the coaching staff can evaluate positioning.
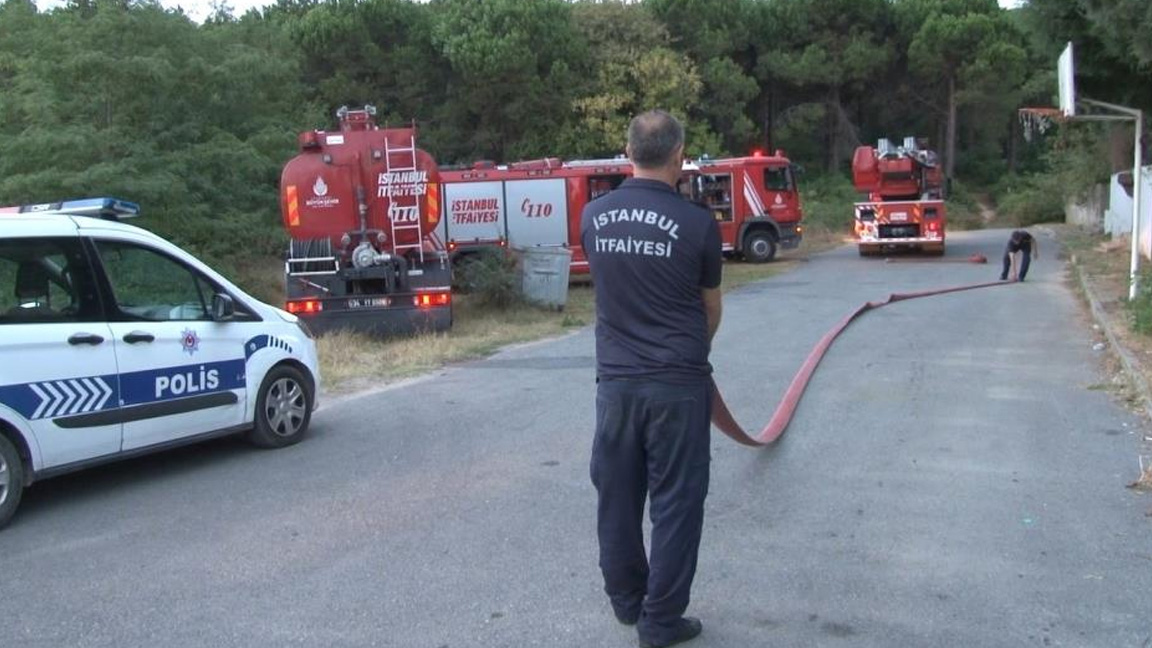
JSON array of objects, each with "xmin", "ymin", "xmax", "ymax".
[
  {"xmin": 276, "ymin": 310, "xmax": 316, "ymax": 339},
  {"xmin": 295, "ymin": 318, "xmax": 315, "ymax": 339}
]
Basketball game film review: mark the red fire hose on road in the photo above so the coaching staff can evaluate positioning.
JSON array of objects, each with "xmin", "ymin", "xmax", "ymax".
[{"xmin": 710, "ymin": 276, "xmax": 1013, "ymax": 447}]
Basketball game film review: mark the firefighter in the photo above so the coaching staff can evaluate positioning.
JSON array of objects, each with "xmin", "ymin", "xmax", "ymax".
[
  {"xmin": 580, "ymin": 110, "xmax": 722, "ymax": 648},
  {"xmin": 1000, "ymin": 229, "xmax": 1040, "ymax": 282}
]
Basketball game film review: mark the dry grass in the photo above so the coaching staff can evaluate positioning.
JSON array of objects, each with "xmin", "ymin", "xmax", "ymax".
[
  {"xmin": 316, "ymin": 258, "xmax": 795, "ymax": 395},
  {"xmin": 316, "ymin": 288, "xmax": 593, "ymax": 393},
  {"xmin": 1128, "ymin": 456, "xmax": 1152, "ymax": 492}
]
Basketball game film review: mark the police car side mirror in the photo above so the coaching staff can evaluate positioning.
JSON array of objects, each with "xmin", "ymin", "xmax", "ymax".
[{"xmin": 212, "ymin": 293, "xmax": 235, "ymax": 321}]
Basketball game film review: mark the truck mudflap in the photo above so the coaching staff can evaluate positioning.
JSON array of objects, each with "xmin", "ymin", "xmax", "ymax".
[{"xmin": 777, "ymin": 222, "xmax": 803, "ymax": 249}]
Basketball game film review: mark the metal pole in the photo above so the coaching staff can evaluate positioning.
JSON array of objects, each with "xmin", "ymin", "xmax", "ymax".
[
  {"xmin": 1075, "ymin": 100, "xmax": 1144, "ymax": 299},
  {"xmin": 1131, "ymin": 110, "xmax": 1144, "ymax": 300}
]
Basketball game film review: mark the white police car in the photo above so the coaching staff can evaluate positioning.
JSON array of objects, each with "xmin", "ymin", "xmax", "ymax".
[{"xmin": 0, "ymin": 198, "xmax": 321, "ymax": 529}]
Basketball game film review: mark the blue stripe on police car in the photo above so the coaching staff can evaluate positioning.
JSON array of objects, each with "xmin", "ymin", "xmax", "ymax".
[
  {"xmin": 0, "ymin": 374, "xmax": 118, "ymax": 421},
  {"xmin": 245, "ymin": 334, "xmax": 293, "ymax": 360},
  {"xmin": 118, "ymin": 359, "xmax": 246, "ymax": 407}
]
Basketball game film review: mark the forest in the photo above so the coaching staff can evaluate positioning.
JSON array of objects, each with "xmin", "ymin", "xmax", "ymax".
[{"xmin": 0, "ymin": 0, "xmax": 1149, "ymax": 285}]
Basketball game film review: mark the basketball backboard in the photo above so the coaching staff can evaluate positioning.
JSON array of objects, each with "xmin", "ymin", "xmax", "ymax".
[{"xmin": 1058, "ymin": 41, "xmax": 1076, "ymax": 117}]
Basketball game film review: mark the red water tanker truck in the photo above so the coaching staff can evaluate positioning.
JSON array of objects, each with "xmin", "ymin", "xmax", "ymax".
[{"xmin": 279, "ymin": 105, "xmax": 452, "ymax": 335}]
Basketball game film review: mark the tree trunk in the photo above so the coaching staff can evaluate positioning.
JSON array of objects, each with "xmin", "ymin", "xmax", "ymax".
[
  {"xmin": 1007, "ymin": 113, "xmax": 1018, "ymax": 174},
  {"xmin": 945, "ymin": 74, "xmax": 957, "ymax": 184},
  {"xmin": 1111, "ymin": 123, "xmax": 1132, "ymax": 173},
  {"xmin": 763, "ymin": 82, "xmax": 774, "ymax": 153},
  {"xmin": 826, "ymin": 86, "xmax": 841, "ymax": 174}
]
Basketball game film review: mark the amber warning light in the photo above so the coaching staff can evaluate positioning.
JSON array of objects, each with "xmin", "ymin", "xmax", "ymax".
[
  {"xmin": 286, "ymin": 299, "xmax": 323, "ymax": 314},
  {"xmin": 414, "ymin": 292, "xmax": 451, "ymax": 308}
]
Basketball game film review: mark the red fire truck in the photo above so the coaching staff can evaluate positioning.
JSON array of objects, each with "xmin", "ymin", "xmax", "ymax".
[
  {"xmin": 852, "ymin": 137, "xmax": 946, "ymax": 256},
  {"xmin": 436, "ymin": 156, "xmax": 636, "ymax": 275},
  {"xmin": 435, "ymin": 151, "xmax": 804, "ymax": 273},
  {"xmin": 693, "ymin": 152, "xmax": 804, "ymax": 262},
  {"xmin": 279, "ymin": 106, "xmax": 452, "ymax": 335}
]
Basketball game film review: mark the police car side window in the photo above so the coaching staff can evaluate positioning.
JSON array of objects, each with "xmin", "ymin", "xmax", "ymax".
[
  {"xmin": 94, "ymin": 241, "xmax": 215, "ymax": 322},
  {"xmin": 0, "ymin": 237, "xmax": 99, "ymax": 325}
]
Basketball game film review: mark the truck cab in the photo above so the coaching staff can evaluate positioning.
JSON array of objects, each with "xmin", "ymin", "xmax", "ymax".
[{"xmin": 695, "ymin": 152, "xmax": 804, "ymax": 263}]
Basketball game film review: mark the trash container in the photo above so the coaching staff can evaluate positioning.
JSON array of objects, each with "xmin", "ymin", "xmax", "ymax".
[{"xmin": 516, "ymin": 246, "xmax": 572, "ymax": 310}]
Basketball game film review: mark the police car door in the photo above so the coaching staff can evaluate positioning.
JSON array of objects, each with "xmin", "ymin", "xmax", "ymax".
[
  {"xmin": 0, "ymin": 233, "xmax": 122, "ymax": 467},
  {"xmin": 91, "ymin": 236, "xmax": 248, "ymax": 450}
]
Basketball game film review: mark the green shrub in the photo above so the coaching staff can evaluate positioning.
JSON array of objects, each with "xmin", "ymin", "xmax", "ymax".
[
  {"xmin": 993, "ymin": 121, "xmax": 1113, "ymax": 227},
  {"xmin": 995, "ymin": 175, "xmax": 1066, "ymax": 227},
  {"xmin": 798, "ymin": 173, "xmax": 859, "ymax": 234},
  {"xmin": 453, "ymin": 248, "xmax": 522, "ymax": 308},
  {"xmin": 1128, "ymin": 270, "xmax": 1152, "ymax": 335},
  {"xmin": 944, "ymin": 179, "xmax": 984, "ymax": 231}
]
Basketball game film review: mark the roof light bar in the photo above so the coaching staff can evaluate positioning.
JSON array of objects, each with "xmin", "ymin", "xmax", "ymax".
[{"xmin": 0, "ymin": 197, "xmax": 141, "ymax": 220}]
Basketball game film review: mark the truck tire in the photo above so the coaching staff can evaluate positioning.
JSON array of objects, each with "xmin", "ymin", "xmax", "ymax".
[
  {"xmin": 247, "ymin": 365, "xmax": 313, "ymax": 449},
  {"xmin": 0, "ymin": 433, "xmax": 25, "ymax": 530},
  {"xmin": 743, "ymin": 231, "xmax": 777, "ymax": 263}
]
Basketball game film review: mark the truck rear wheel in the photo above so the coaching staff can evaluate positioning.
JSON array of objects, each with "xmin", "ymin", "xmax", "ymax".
[
  {"xmin": 0, "ymin": 433, "xmax": 25, "ymax": 530},
  {"xmin": 247, "ymin": 365, "xmax": 314, "ymax": 449},
  {"xmin": 743, "ymin": 231, "xmax": 777, "ymax": 263}
]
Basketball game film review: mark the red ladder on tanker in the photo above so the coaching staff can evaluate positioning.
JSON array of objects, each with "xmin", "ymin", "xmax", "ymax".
[{"xmin": 386, "ymin": 134, "xmax": 426, "ymax": 263}]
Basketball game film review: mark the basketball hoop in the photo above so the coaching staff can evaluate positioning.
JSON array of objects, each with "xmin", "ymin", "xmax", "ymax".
[{"xmin": 1018, "ymin": 107, "xmax": 1065, "ymax": 142}]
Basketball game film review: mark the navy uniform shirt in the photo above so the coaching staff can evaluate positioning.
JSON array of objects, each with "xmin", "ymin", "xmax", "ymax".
[
  {"xmin": 1007, "ymin": 230, "xmax": 1034, "ymax": 253},
  {"xmin": 580, "ymin": 177, "xmax": 722, "ymax": 383}
]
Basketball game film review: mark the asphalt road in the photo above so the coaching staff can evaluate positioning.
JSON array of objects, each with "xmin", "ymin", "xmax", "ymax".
[{"xmin": 3, "ymin": 229, "xmax": 1150, "ymax": 648}]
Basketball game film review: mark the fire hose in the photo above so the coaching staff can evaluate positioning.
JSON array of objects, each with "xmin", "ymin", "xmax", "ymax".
[{"xmin": 710, "ymin": 273, "xmax": 1013, "ymax": 447}]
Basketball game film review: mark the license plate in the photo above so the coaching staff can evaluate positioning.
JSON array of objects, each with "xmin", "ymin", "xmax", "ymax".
[
  {"xmin": 347, "ymin": 297, "xmax": 390, "ymax": 309},
  {"xmin": 890, "ymin": 212, "xmax": 908, "ymax": 222}
]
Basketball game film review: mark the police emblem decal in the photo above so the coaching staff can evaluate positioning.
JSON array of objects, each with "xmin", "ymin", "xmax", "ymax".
[{"xmin": 181, "ymin": 328, "xmax": 200, "ymax": 356}]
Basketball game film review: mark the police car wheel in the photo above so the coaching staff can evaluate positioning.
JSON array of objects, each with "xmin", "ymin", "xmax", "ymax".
[
  {"xmin": 0, "ymin": 434, "xmax": 25, "ymax": 530},
  {"xmin": 248, "ymin": 365, "xmax": 313, "ymax": 449},
  {"xmin": 744, "ymin": 231, "xmax": 777, "ymax": 263}
]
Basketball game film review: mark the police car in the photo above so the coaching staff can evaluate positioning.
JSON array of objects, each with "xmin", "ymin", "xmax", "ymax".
[{"xmin": 0, "ymin": 198, "xmax": 321, "ymax": 529}]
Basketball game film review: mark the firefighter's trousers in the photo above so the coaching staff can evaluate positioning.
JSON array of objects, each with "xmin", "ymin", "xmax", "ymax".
[
  {"xmin": 591, "ymin": 377, "xmax": 712, "ymax": 645},
  {"xmin": 1001, "ymin": 245, "xmax": 1032, "ymax": 281}
]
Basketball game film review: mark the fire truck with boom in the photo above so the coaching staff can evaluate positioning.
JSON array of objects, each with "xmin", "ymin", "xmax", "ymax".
[
  {"xmin": 852, "ymin": 136, "xmax": 946, "ymax": 256},
  {"xmin": 279, "ymin": 105, "xmax": 452, "ymax": 335},
  {"xmin": 434, "ymin": 151, "xmax": 804, "ymax": 274}
]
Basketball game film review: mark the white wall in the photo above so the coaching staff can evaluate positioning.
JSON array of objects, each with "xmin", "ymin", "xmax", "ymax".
[
  {"xmin": 1065, "ymin": 184, "xmax": 1105, "ymax": 230},
  {"xmin": 1105, "ymin": 166, "xmax": 1152, "ymax": 259}
]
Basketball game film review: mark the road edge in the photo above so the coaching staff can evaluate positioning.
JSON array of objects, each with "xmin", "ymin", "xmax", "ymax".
[{"xmin": 1071, "ymin": 256, "xmax": 1152, "ymax": 419}]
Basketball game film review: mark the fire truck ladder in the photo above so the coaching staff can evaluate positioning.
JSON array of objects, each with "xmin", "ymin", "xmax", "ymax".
[{"xmin": 385, "ymin": 135, "xmax": 425, "ymax": 264}]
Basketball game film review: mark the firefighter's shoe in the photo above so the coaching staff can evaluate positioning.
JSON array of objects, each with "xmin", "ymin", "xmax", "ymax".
[{"xmin": 637, "ymin": 617, "xmax": 702, "ymax": 648}]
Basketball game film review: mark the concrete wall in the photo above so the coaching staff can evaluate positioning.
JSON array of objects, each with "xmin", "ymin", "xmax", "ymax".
[
  {"xmin": 1104, "ymin": 166, "xmax": 1152, "ymax": 259},
  {"xmin": 1065, "ymin": 184, "xmax": 1106, "ymax": 230}
]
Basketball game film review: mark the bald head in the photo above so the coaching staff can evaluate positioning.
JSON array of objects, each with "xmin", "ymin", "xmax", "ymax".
[{"xmin": 627, "ymin": 110, "xmax": 684, "ymax": 171}]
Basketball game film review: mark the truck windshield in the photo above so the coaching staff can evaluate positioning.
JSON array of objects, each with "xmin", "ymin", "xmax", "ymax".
[{"xmin": 764, "ymin": 167, "xmax": 792, "ymax": 192}]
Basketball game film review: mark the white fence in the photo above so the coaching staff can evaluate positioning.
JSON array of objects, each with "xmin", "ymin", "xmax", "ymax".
[{"xmin": 1104, "ymin": 166, "xmax": 1152, "ymax": 259}]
